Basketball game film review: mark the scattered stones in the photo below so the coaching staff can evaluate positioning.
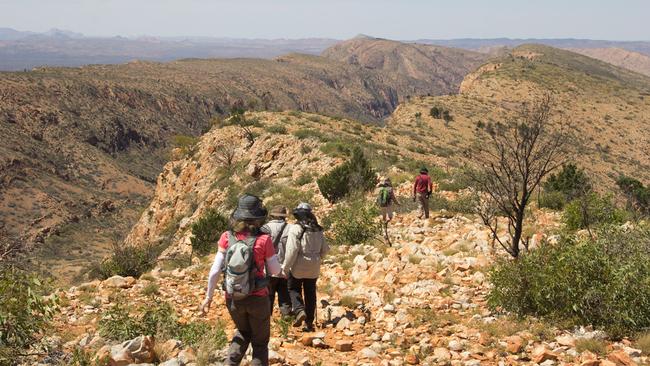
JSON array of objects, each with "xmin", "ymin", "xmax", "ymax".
[
  {"xmin": 607, "ymin": 350, "xmax": 637, "ymax": 366},
  {"xmin": 505, "ymin": 335, "xmax": 524, "ymax": 354}
]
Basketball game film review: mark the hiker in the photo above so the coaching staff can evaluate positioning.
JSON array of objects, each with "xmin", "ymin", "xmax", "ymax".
[
  {"xmin": 376, "ymin": 176, "xmax": 400, "ymax": 223},
  {"xmin": 260, "ymin": 206, "xmax": 292, "ymax": 316},
  {"xmin": 201, "ymin": 194, "xmax": 281, "ymax": 366},
  {"xmin": 282, "ymin": 203, "xmax": 329, "ymax": 332},
  {"xmin": 413, "ymin": 167, "xmax": 433, "ymax": 219}
]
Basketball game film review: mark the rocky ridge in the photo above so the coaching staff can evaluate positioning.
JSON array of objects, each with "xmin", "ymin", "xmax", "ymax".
[{"xmin": 48, "ymin": 208, "xmax": 647, "ymax": 366}]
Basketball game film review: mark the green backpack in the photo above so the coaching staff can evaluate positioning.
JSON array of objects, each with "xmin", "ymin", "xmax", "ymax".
[{"xmin": 377, "ymin": 187, "xmax": 392, "ymax": 207}]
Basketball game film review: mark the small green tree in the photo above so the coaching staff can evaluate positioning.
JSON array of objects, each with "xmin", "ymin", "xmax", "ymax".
[
  {"xmin": 563, "ymin": 193, "xmax": 627, "ymax": 232},
  {"xmin": 190, "ymin": 209, "xmax": 229, "ymax": 263},
  {"xmin": 317, "ymin": 147, "xmax": 375, "ymax": 203},
  {"xmin": 442, "ymin": 110, "xmax": 453, "ymax": 125}
]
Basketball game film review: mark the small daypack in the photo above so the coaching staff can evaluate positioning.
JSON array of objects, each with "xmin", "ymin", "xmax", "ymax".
[
  {"xmin": 377, "ymin": 187, "xmax": 392, "ymax": 207},
  {"xmin": 223, "ymin": 231, "xmax": 259, "ymax": 300}
]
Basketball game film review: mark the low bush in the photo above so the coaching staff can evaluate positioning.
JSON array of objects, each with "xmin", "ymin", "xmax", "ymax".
[
  {"xmin": 0, "ymin": 266, "xmax": 58, "ymax": 363},
  {"xmin": 437, "ymin": 168, "xmax": 474, "ymax": 192},
  {"xmin": 293, "ymin": 128, "xmax": 327, "ymax": 141},
  {"xmin": 171, "ymin": 135, "xmax": 198, "ymax": 157},
  {"xmin": 265, "ymin": 125, "xmax": 287, "ymax": 134},
  {"xmin": 317, "ymin": 147, "xmax": 375, "ymax": 203},
  {"xmin": 563, "ymin": 193, "xmax": 628, "ymax": 231},
  {"xmin": 264, "ymin": 184, "xmax": 314, "ymax": 211},
  {"xmin": 488, "ymin": 224, "xmax": 650, "ymax": 338},
  {"xmin": 575, "ymin": 338, "xmax": 607, "ymax": 355},
  {"xmin": 636, "ymin": 333, "xmax": 650, "ymax": 355},
  {"xmin": 294, "ymin": 172, "xmax": 314, "ymax": 186},
  {"xmin": 538, "ymin": 190, "xmax": 567, "ymax": 210},
  {"xmin": 429, "ymin": 193, "xmax": 478, "ymax": 214},
  {"xmin": 92, "ymin": 243, "xmax": 163, "ymax": 279},
  {"xmin": 324, "ymin": 197, "xmax": 380, "ymax": 245},
  {"xmin": 319, "ymin": 141, "xmax": 352, "ymax": 158},
  {"xmin": 190, "ymin": 208, "xmax": 229, "ymax": 258},
  {"xmin": 99, "ymin": 298, "xmax": 227, "ymax": 348},
  {"xmin": 617, "ymin": 175, "xmax": 650, "ymax": 215}
]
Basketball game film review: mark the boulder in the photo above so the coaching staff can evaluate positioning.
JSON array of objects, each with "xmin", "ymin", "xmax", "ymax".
[
  {"xmin": 607, "ymin": 350, "xmax": 637, "ymax": 366},
  {"xmin": 505, "ymin": 335, "xmax": 524, "ymax": 353},
  {"xmin": 433, "ymin": 347, "xmax": 451, "ymax": 362},
  {"xmin": 159, "ymin": 339, "xmax": 182, "ymax": 361},
  {"xmin": 122, "ymin": 335, "xmax": 155, "ymax": 363},
  {"xmin": 159, "ymin": 358, "xmax": 181, "ymax": 366},
  {"xmin": 556, "ymin": 335, "xmax": 576, "ymax": 347},
  {"xmin": 335, "ymin": 340, "xmax": 353, "ymax": 352},
  {"xmin": 359, "ymin": 347, "xmax": 379, "ymax": 359},
  {"xmin": 178, "ymin": 348, "xmax": 197, "ymax": 364},
  {"xmin": 532, "ymin": 346, "xmax": 558, "ymax": 364},
  {"xmin": 405, "ymin": 354, "xmax": 420, "ymax": 365}
]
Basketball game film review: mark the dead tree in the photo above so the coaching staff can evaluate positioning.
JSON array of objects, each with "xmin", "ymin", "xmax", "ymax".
[
  {"xmin": 467, "ymin": 95, "xmax": 571, "ymax": 258},
  {"xmin": 213, "ymin": 143, "xmax": 236, "ymax": 168}
]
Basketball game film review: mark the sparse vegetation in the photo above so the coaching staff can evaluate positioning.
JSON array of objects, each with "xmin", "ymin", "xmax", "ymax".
[
  {"xmin": 91, "ymin": 242, "xmax": 164, "ymax": 279},
  {"xmin": 562, "ymin": 193, "xmax": 627, "ymax": 231},
  {"xmin": 171, "ymin": 135, "xmax": 199, "ymax": 157},
  {"xmin": 544, "ymin": 163, "xmax": 591, "ymax": 201}
]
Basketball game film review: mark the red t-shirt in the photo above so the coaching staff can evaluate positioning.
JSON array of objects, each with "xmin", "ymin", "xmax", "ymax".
[
  {"xmin": 413, "ymin": 174, "xmax": 432, "ymax": 194},
  {"xmin": 218, "ymin": 231, "xmax": 275, "ymax": 297}
]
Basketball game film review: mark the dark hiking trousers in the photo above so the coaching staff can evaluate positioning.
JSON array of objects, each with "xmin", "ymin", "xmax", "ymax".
[
  {"xmin": 225, "ymin": 296, "xmax": 271, "ymax": 366},
  {"xmin": 268, "ymin": 277, "xmax": 291, "ymax": 316},
  {"xmin": 288, "ymin": 274, "xmax": 318, "ymax": 326}
]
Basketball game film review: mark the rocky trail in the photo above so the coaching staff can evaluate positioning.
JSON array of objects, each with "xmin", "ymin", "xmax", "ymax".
[{"xmin": 48, "ymin": 205, "xmax": 645, "ymax": 366}]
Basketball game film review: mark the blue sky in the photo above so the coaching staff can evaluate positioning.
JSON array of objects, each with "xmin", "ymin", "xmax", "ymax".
[{"xmin": 1, "ymin": 0, "xmax": 648, "ymax": 40}]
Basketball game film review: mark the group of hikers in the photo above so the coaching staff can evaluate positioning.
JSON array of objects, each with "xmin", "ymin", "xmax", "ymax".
[{"xmin": 199, "ymin": 167, "xmax": 434, "ymax": 366}]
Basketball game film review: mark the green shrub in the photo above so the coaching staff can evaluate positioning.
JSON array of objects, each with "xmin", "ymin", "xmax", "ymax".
[
  {"xmin": 563, "ymin": 193, "xmax": 628, "ymax": 231},
  {"xmin": 317, "ymin": 147, "xmax": 376, "ymax": 203},
  {"xmin": 324, "ymin": 197, "xmax": 380, "ymax": 245},
  {"xmin": 141, "ymin": 283, "xmax": 160, "ymax": 297},
  {"xmin": 544, "ymin": 163, "xmax": 591, "ymax": 200},
  {"xmin": 437, "ymin": 168, "xmax": 474, "ymax": 192},
  {"xmin": 190, "ymin": 208, "xmax": 229, "ymax": 258},
  {"xmin": 429, "ymin": 193, "xmax": 477, "ymax": 214},
  {"xmin": 488, "ymin": 224, "xmax": 650, "ymax": 338},
  {"xmin": 91, "ymin": 242, "xmax": 163, "ymax": 280},
  {"xmin": 538, "ymin": 191, "xmax": 567, "ymax": 210},
  {"xmin": 265, "ymin": 125, "xmax": 287, "ymax": 134},
  {"xmin": 0, "ymin": 267, "xmax": 58, "ymax": 362},
  {"xmin": 430, "ymin": 106, "xmax": 442, "ymax": 119}
]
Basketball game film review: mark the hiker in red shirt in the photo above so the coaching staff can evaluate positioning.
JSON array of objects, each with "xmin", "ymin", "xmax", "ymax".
[
  {"xmin": 413, "ymin": 167, "xmax": 433, "ymax": 219},
  {"xmin": 201, "ymin": 194, "xmax": 282, "ymax": 366}
]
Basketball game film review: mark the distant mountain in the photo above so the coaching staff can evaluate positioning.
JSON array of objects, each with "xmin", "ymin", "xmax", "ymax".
[
  {"xmin": 566, "ymin": 47, "xmax": 650, "ymax": 77},
  {"xmin": 0, "ymin": 28, "xmax": 340, "ymax": 70},
  {"xmin": 322, "ymin": 37, "xmax": 489, "ymax": 95},
  {"xmin": 414, "ymin": 38, "xmax": 650, "ymax": 57}
]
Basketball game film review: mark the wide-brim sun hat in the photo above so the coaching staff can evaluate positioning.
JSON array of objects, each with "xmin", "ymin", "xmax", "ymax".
[
  {"xmin": 269, "ymin": 205, "xmax": 289, "ymax": 218},
  {"xmin": 232, "ymin": 194, "xmax": 268, "ymax": 221}
]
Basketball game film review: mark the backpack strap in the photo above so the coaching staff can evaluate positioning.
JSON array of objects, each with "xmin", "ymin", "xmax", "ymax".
[
  {"xmin": 273, "ymin": 222, "xmax": 288, "ymax": 249},
  {"xmin": 228, "ymin": 230, "xmax": 238, "ymax": 247}
]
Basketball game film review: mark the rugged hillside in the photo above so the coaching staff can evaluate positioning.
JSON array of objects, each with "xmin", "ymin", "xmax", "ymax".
[
  {"xmin": 37, "ymin": 110, "xmax": 646, "ymax": 365},
  {"xmin": 1, "ymin": 45, "xmax": 482, "ymax": 276},
  {"xmin": 566, "ymin": 47, "xmax": 650, "ymax": 77},
  {"xmin": 389, "ymin": 44, "xmax": 650, "ymax": 188},
  {"xmin": 122, "ymin": 110, "xmax": 441, "ymax": 255},
  {"xmin": 322, "ymin": 36, "xmax": 489, "ymax": 95}
]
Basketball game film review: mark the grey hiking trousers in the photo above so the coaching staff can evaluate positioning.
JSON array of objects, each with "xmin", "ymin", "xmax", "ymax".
[{"xmin": 225, "ymin": 296, "xmax": 271, "ymax": 366}]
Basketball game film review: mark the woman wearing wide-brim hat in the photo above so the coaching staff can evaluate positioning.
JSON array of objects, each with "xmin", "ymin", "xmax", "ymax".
[{"xmin": 201, "ymin": 194, "xmax": 282, "ymax": 366}]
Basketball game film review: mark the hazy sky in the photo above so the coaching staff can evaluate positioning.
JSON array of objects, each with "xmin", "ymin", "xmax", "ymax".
[{"xmin": 1, "ymin": 0, "xmax": 648, "ymax": 40}]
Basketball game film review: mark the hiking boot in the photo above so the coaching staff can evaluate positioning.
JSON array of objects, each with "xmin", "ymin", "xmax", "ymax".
[
  {"xmin": 302, "ymin": 324, "xmax": 315, "ymax": 332},
  {"xmin": 293, "ymin": 310, "xmax": 306, "ymax": 327}
]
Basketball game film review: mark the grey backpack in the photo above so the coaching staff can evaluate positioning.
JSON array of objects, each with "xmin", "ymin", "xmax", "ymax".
[{"xmin": 223, "ymin": 231, "xmax": 258, "ymax": 300}]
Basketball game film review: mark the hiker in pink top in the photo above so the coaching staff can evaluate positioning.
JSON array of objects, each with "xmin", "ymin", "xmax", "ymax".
[{"xmin": 201, "ymin": 194, "xmax": 281, "ymax": 366}]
